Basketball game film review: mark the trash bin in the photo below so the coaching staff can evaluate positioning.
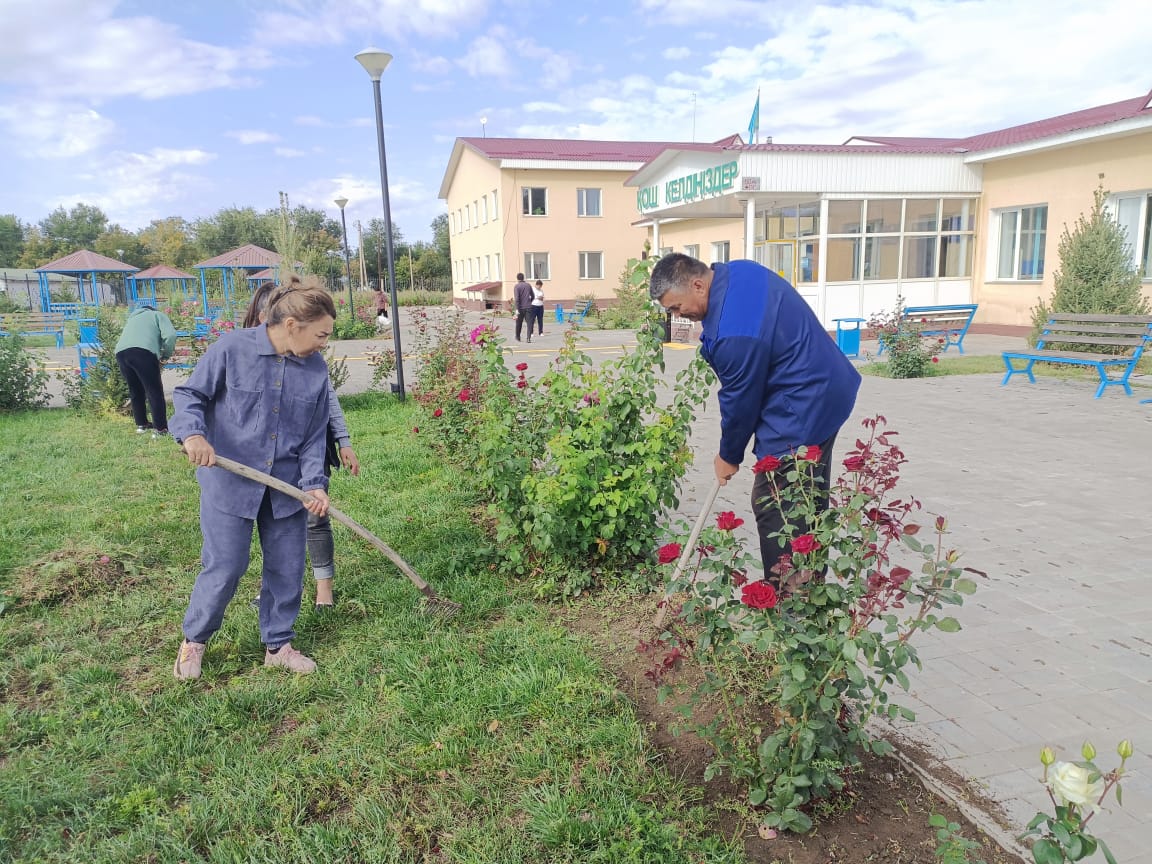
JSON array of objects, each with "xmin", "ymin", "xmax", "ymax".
[{"xmin": 833, "ymin": 317, "xmax": 865, "ymax": 358}]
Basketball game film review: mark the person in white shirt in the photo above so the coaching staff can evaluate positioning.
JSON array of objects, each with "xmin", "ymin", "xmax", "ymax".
[{"xmin": 531, "ymin": 279, "xmax": 545, "ymax": 336}]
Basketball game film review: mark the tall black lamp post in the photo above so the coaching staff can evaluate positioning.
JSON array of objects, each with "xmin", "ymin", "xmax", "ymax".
[
  {"xmin": 333, "ymin": 196, "xmax": 354, "ymax": 313},
  {"xmin": 354, "ymin": 47, "xmax": 405, "ymax": 399}
]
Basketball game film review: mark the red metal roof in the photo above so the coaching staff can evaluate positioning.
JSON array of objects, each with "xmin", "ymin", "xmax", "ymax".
[
  {"xmin": 246, "ymin": 268, "xmax": 277, "ymax": 280},
  {"xmin": 463, "ymin": 281, "xmax": 501, "ymax": 292},
  {"xmin": 461, "ymin": 137, "xmax": 727, "ymax": 162},
  {"xmin": 957, "ymin": 91, "xmax": 1152, "ymax": 151},
  {"xmin": 36, "ymin": 249, "xmax": 138, "ymax": 273},
  {"xmin": 193, "ymin": 243, "xmax": 281, "ymax": 269},
  {"xmin": 134, "ymin": 265, "xmax": 195, "ymax": 280},
  {"xmin": 742, "ymin": 142, "xmax": 964, "ymax": 155}
]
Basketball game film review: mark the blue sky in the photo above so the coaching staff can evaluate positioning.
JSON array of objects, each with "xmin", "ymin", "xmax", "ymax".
[{"xmin": 1, "ymin": 0, "xmax": 1149, "ymax": 243}]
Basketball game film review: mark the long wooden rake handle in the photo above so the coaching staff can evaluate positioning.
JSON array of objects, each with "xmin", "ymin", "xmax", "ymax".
[
  {"xmin": 650, "ymin": 477, "xmax": 723, "ymax": 632},
  {"xmin": 211, "ymin": 455, "xmax": 441, "ymax": 602}
]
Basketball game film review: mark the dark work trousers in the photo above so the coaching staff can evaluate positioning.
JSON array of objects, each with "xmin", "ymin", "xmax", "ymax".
[
  {"xmin": 515, "ymin": 307, "xmax": 532, "ymax": 341},
  {"xmin": 183, "ymin": 490, "xmax": 307, "ymax": 649},
  {"xmin": 116, "ymin": 347, "xmax": 168, "ymax": 431},
  {"xmin": 530, "ymin": 305, "xmax": 544, "ymax": 335},
  {"xmin": 306, "ymin": 462, "xmax": 335, "ymax": 580},
  {"xmin": 751, "ymin": 432, "xmax": 838, "ymax": 588}
]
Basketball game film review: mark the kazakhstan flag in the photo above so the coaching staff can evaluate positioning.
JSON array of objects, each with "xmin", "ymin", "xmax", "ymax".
[{"xmin": 747, "ymin": 91, "xmax": 760, "ymax": 145}]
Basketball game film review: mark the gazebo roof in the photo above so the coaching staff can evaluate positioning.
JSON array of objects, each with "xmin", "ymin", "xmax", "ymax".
[
  {"xmin": 36, "ymin": 249, "xmax": 138, "ymax": 273},
  {"xmin": 134, "ymin": 264, "xmax": 195, "ymax": 279},
  {"xmin": 193, "ymin": 244, "xmax": 282, "ymax": 270},
  {"xmin": 246, "ymin": 268, "xmax": 277, "ymax": 281}
]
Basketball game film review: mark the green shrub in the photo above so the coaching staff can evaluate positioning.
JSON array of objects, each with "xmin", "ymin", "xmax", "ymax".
[
  {"xmin": 868, "ymin": 301, "xmax": 943, "ymax": 378},
  {"xmin": 1031, "ymin": 185, "xmax": 1149, "ymax": 347},
  {"xmin": 602, "ymin": 255, "xmax": 659, "ymax": 329},
  {"xmin": 57, "ymin": 310, "xmax": 130, "ymax": 415},
  {"xmin": 0, "ymin": 333, "xmax": 50, "ymax": 410}
]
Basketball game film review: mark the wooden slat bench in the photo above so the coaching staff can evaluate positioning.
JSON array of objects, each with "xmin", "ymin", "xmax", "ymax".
[
  {"xmin": 878, "ymin": 303, "xmax": 978, "ymax": 355},
  {"xmin": 0, "ymin": 312, "xmax": 67, "ymax": 348},
  {"xmin": 568, "ymin": 299, "xmax": 595, "ymax": 326},
  {"xmin": 1001, "ymin": 313, "xmax": 1152, "ymax": 399}
]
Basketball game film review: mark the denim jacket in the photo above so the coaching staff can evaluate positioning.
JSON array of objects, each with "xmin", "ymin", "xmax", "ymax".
[{"xmin": 171, "ymin": 324, "xmax": 331, "ymax": 519}]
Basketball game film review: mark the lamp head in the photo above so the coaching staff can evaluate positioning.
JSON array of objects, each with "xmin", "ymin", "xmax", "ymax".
[
  {"xmin": 334, "ymin": 197, "xmax": 349, "ymax": 210},
  {"xmin": 354, "ymin": 49, "xmax": 393, "ymax": 81}
]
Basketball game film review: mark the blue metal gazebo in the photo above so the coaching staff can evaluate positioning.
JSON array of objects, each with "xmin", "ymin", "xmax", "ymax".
[
  {"xmin": 34, "ymin": 249, "xmax": 138, "ymax": 315},
  {"xmin": 128, "ymin": 265, "xmax": 197, "ymax": 308},
  {"xmin": 192, "ymin": 244, "xmax": 282, "ymax": 317}
]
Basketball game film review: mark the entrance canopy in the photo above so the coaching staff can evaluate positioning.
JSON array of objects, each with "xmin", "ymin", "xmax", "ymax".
[{"xmin": 34, "ymin": 249, "xmax": 138, "ymax": 313}]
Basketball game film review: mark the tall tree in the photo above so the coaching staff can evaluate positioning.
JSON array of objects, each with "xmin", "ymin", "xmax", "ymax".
[
  {"xmin": 93, "ymin": 226, "xmax": 147, "ymax": 268},
  {"xmin": 361, "ymin": 218, "xmax": 405, "ymax": 284},
  {"xmin": 16, "ymin": 227, "xmax": 63, "ymax": 268},
  {"xmin": 0, "ymin": 215, "xmax": 26, "ymax": 267},
  {"xmin": 431, "ymin": 213, "xmax": 450, "ymax": 260},
  {"xmin": 39, "ymin": 203, "xmax": 109, "ymax": 250},
  {"xmin": 139, "ymin": 217, "xmax": 198, "ymax": 269},
  {"xmin": 193, "ymin": 207, "xmax": 275, "ymax": 258}
]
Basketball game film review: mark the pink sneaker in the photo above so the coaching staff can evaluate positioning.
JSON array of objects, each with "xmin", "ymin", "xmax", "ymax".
[
  {"xmin": 264, "ymin": 643, "xmax": 316, "ymax": 674},
  {"xmin": 173, "ymin": 640, "xmax": 206, "ymax": 680}
]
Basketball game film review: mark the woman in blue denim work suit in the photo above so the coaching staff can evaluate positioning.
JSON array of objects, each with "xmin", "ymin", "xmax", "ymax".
[{"xmin": 170, "ymin": 277, "xmax": 336, "ymax": 680}]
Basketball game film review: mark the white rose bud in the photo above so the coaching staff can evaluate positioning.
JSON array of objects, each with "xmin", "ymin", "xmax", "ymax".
[
  {"xmin": 1117, "ymin": 739, "xmax": 1133, "ymax": 759},
  {"xmin": 1081, "ymin": 741, "xmax": 1096, "ymax": 761},
  {"xmin": 1048, "ymin": 762, "xmax": 1102, "ymax": 809}
]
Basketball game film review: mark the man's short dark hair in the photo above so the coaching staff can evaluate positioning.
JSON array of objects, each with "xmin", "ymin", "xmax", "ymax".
[
  {"xmin": 649, "ymin": 252, "xmax": 709, "ymax": 300},
  {"xmin": 516, "ymin": 272, "xmax": 525, "ymax": 281}
]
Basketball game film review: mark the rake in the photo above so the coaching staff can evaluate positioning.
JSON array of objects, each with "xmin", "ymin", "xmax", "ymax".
[
  {"xmin": 647, "ymin": 477, "xmax": 723, "ymax": 634},
  {"xmin": 212, "ymin": 455, "xmax": 462, "ymax": 619}
]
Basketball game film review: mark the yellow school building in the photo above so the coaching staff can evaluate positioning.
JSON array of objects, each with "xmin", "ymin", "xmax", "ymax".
[{"xmin": 439, "ymin": 89, "xmax": 1152, "ymax": 326}]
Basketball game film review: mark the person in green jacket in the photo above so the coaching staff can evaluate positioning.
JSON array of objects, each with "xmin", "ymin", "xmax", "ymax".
[{"xmin": 114, "ymin": 305, "xmax": 178, "ymax": 437}]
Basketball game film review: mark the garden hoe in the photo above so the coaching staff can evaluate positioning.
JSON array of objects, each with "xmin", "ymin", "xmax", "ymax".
[
  {"xmin": 645, "ymin": 477, "xmax": 722, "ymax": 635},
  {"xmin": 211, "ymin": 455, "xmax": 462, "ymax": 619}
]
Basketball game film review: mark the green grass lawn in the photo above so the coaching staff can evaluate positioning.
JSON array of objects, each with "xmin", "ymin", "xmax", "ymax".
[{"xmin": 0, "ymin": 398, "xmax": 741, "ymax": 863}]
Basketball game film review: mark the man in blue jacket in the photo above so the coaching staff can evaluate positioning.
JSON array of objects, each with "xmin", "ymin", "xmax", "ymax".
[{"xmin": 650, "ymin": 253, "xmax": 861, "ymax": 583}]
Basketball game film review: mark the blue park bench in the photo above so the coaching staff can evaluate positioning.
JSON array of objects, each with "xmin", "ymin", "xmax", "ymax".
[
  {"xmin": 555, "ymin": 300, "xmax": 595, "ymax": 325},
  {"xmin": 1002, "ymin": 313, "xmax": 1152, "ymax": 399},
  {"xmin": 878, "ymin": 303, "xmax": 978, "ymax": 355},
  {"xmin": 0, "ymin": 311, "xmax": 68, "ymax": 348}
]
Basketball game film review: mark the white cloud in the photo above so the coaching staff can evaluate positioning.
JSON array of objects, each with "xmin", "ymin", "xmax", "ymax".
[
  {"xmin": 294, "ymin": 115, "xmax": 331, "ymax": 127},
  {"xmin": 662, "ymin": 46, "xmax": 692, "ymax": 60},
  {"xmin": 414, "ymin": 55, "xmax": 454, "ymax": 75},
  {"xmin": 0, "ymin": 0, "xmax": 272, "ymax": 100},
  {"xmin": 274, "ymin": 147, "xmax": 307, "ymax": 158},
  {"xmin": 227, "ymin": 130, "xmax": 281, "ymax": 145},
  {"xmin": 523, "ymin": 102, "xmax": 568, "ymax": 114},
  {"xmin": 59, "ymin": 148, "xmax": 216, "ymax": 228},
  {"xmin": 458, "ymin": 33, "xmax": 513, "ymax": 79},
  {"xmin": 0, "ymin": 101, "xmax": 116, "ymax": 158},
  {"xmin": 290, "ymin": 173, "xmax": 439, "ymax": 238},
  {"xmin": 256, "ymin": 0, "xmax": 490, "ymax": 44}
]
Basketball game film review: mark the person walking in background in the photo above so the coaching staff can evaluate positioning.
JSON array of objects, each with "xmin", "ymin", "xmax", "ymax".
[
  {"xmin": 243, "ymin": 281, "xmax": 361, "ymax": 611},
  {"xmin": 531, "ymin": 279, "xmax": 545, "ymax": 336},
  {"xmin": 649, "ymin": 253, "xmax": 861, "ymax": 588},
  {"xmin": 171, "ymin": 276, "xmax": 336, "ymax": 680},
  {"xmin": 513, "ymin": 273, "xmax": 534, "ymax": 342},
  {"xmin": 114, "ymin": 304, "xmax": 178, "ymax": 438}
]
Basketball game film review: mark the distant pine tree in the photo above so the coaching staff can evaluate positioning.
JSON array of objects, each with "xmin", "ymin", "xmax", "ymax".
[{"xmin": 1031, "ymin": 186, "xmax": 1148, "ymax": 344}]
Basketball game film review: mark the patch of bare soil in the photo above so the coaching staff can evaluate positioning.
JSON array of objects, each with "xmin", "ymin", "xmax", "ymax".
[
  {"xmin": 13, "ymin": 545, "xmax": 143, "ymax": 607},
  {"xmin": 563, "ymin": 594, "xmax": 1018, "ymax": 864}
]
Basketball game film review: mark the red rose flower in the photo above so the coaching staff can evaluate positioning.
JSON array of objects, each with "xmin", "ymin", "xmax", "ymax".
[
  {"xmin": 433, "ymin": 408, "xmax": 443, "ymax": 418},
  {"xmin": 657, "ymin": 543, "xmax": 682, "ymax": 564},
  {"xmin": 801, "ymin": 445, "xmax": 821, "ymax": 462},
  {"xmin": 731, "ymin": 569, "xmax": 748, "ymax": 588},
  {"xmin": 843, "ymin": 455, "xmax": 866, "ymax": 471},
  {"xmin": 791, "ymin": 534, "xmax": 819, "ymax": 554},
  {"xmin": 931, "ymin": 356, "xmax": 939, "ymax": 363},
  {"xmin": 457, "ymin": 387, "xmax": 472, "ymax": 402},
  {"xmin": 516, "ymin": 379, "xmax": 528, "ymax": 389},
  {"xmin": 516, "ymin": 362, "xmax": 528, "ymax": 371},
  {"xmin": 740, "ymin": 581, "xmax": 778, "ymax": 609},
  {"xmin": 412, "ymin": 426, "xmax": 419, "ymax": 433},
  {"xmin": 716, "ymin": 511, "xmax": 744, "ymax": 531},
  {"xmin": 752, "ymin": 454, "xmax": 781, "ymax": 473}
]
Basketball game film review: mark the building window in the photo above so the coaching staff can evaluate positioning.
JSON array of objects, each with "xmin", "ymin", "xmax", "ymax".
[
  {"xmin": 579, "ymin": 251, "xmax": 604, "ymax": 280},
  {"xmin": 711, "ymin": 241, "xmax": 730, "ymax": 263},
  {"xmin": 494, "ymin": 252, "xmax": 502, "ymax": 280},
  {"xmin": 658, "ymin": 247, "xmax": 673, "ymax": 257},
  {"xmin": 524, "ymin": 252, "xmax": 550, "ymax": 280},
  {"xmin": 492, "ymin": 189, "xmax": 499, "ymax": 219},
  {"xmin": 684, "ymin": 244, "xmax": 699, "ymax": 259},
  {"xmin": 484, "ymin": 254, "xmax": 491, "ymax": 279},
  {"xmin": 577, "ymin": 188, "xmax": 602, "ymax": 217},
  {"xmin": 464, "ymin": 207, "xmax": 471, "ymax": 230},
  {"xmin": 826, "ymin": 238, "xmax": 860, "ymax": 281},
  {"xmin": 1111, "ymin": 192, "xmax": 1152, "ymax": 277},
  {"xmin": 522, "ymin": 187, "xmax": 547, "ymax": 216},
  {"xmin": 995, "ymin": 205, "xmax": 1047, "ymax": 280},
  {"xmin": 482, "ymin": 195, "xmax": 489, "ymax": 224}
]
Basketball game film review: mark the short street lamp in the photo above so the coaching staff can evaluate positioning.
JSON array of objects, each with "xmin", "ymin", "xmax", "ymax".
[
  {"xmin": 333, "ymin": 196, "xmax": 354, "ymax": 314},
  {"xmin": 354, "ymin": 47, "xmax": 405, "ymax": 400}
]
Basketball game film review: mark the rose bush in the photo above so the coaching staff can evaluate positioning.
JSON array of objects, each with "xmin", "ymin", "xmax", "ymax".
[
  {"xmin": 1020, "ymin": 740, "xmax": 1131, "ymax": 864},
  {"xmin": 414, "ymin": 308, "xmax": 713, "ymax": 594},
  {"xmin": 648, "ymin": 417, "xmax": 981, "ymax": 832},
  {"xmin": 868, "ymin": 301, "xmax": 944, "ymax": 378}
]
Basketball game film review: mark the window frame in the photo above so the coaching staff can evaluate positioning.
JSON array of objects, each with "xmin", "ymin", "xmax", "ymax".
[
  {"xmin": 992, "ymin": 204, "xmax": 1048, "ymax": 281},
  {"xmin": 577, "ymin": 187, "xmax": 602, "ymax": 217},
  {"xmin": 521, "ymin": 187, "xmax": 548, "ymax": 217},
  {"xmin": 523, "ymin": 252, "xmax": 550, "ymax": 280},
  {"xmin": 711, "ymin": 241, "xmax": 730, "ymax": 263},
  {"xmin": 578, "ymin": 251, "xmax": 604, "ymax": 280}
]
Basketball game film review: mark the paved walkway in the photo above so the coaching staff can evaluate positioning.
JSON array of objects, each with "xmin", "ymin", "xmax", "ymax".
[{"xmin": 31, "ymin": 310, "xmax": 1151, "ymax": 859}]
